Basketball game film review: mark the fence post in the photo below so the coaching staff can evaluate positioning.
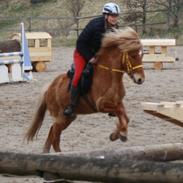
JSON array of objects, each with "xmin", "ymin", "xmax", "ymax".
[
  {"xmin": 76, "ymin": 17, "xmax": 79, "ymax": 37},
  {"xmin": 27, "ymin": 17, "xmax": 32, "ymax": 32}
]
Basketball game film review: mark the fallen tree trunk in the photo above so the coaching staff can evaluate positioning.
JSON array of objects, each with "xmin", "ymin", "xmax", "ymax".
[{"xmin": 0, "ymin": 143, "xmax": 183, "ymax": 183}]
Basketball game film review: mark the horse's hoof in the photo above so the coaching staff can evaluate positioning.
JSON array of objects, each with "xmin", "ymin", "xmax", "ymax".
[
  {"xmin": 109, "ymin": 133, "xmax": 119, "ymax": 141},
  {"xmin": 120, "ymin": 135, "xmax": 128, "ymax": 142}
]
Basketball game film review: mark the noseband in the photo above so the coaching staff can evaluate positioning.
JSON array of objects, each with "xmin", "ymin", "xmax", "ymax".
[{"xmin": 98, "ymin": 52, "xmax": 143, "ymax": 74}]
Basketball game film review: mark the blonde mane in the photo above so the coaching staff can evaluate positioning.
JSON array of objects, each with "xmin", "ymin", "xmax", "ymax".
[{"xmin": 101, "ymin": 27, "xmax": 142, "ymax": 52}]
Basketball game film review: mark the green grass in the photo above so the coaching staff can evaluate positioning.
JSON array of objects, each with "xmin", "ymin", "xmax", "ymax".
[{"xmin": 0, "ymin": 19, "xmax": 15, "ymax": 27}]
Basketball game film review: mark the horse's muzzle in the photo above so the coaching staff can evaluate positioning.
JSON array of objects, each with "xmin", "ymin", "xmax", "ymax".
[{"xmin": 132, "ymin": 73, "xmax": 145, "ymax": 84}]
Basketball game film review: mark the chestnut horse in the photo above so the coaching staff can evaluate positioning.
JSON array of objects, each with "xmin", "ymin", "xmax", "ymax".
[{"xmin": 25, "ymin": 27, "xmax": 145, "ymax": 153}]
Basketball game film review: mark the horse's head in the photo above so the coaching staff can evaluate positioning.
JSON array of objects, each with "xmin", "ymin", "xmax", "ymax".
[
  {"xmin": 100, "ymin": 27, "xmax": 145, "ymax": 85},
  {"xmin": 121, "ymin": 49, "xmax": 144, "ymax": 84}
]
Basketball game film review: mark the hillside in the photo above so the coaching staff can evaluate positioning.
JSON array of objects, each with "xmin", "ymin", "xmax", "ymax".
[{"xmin": 0, "ymin": 0, "xmax": 183, "ymax": 45}]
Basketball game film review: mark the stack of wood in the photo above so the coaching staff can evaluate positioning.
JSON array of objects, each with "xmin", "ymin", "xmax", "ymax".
[{"xmin": 0, "ymin": 143, "xmax": 183, "ymax": 183}]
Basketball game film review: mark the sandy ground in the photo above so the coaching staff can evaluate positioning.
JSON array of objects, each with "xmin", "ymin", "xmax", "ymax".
[{"xmin": 0, "ymin": 46, "xmax": 183, "ymax": 183}]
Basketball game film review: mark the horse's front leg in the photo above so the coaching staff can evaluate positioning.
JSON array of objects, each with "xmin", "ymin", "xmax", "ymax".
[{"xmin": 110, "ymin": 102, "xmax": 129, "ymax": 142}]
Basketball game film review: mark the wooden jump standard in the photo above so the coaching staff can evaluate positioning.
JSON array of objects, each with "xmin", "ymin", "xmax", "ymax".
[
  {"xmin": 141, "ymin": 39, "xmax": 176, "ymax": 70},
  {"xmin": 0, "ymin": 143, "xmax": 183, "ymax": 183},
  {"xmin": 141, "ymin": 101, "xmax": 183, "ymax": 128}
]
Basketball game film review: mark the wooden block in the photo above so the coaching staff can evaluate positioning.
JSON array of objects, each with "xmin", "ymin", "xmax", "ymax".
[
  {"xmin": 35, "ymin": 39, "xmax": 39, "ymax": 48},
  {"xmin": 149, "ymin": 46, "xmax": 155, "ymax": 54},
  {"xmin": 161, "ymin": 46, "xmax": 167, "ymax": 54},
  {"xmin": 31, "ymin": 56, "xmax": 51, "ymax": 62},
  {"xmin": 143, "ymin": 54, "xmax": 175, "ymax": 63},
  {"xmin": 29, "ymin": 50, "xmax": 51, "ymax": 57},
  {"xmin": 141, "ymin": 39, "xmax": 176, "ymax": 46},
  {"xmin": 153, "ymin": 62, "xmax": 163, "ymax": 70}
]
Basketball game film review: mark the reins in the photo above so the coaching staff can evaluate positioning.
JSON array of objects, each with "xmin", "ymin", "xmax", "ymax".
[
  {"xmin": 98, "ymin": 64, "xmax": 124, "ymax": 73},
  {"xmin": 98, "ymin": 52, "xmax": 143, "ymax": 74}
]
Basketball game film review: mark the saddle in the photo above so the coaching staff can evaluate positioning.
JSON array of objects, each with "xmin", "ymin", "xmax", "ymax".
[{"xmin": 67, "ymin": 63, "xmax": 94, "ymax": 95}]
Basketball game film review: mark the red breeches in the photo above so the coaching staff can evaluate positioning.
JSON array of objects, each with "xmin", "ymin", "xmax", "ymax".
[{"xmin": 72, "ymin": 50, "xmax": 86, "ymax": 87}]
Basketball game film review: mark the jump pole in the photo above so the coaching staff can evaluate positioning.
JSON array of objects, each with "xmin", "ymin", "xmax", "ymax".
[
  {"xmin": 141, "ymin": 101, "xmax": 183, "ymax": 127},
  {"xmin": 0, "ymin": 143, "xmax": 183, "ymax": 183}
]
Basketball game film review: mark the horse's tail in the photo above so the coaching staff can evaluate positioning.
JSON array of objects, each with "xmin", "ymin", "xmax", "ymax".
[{"xmin": 25, "ymin": 92, "xmax": 47, "ymax": 142}]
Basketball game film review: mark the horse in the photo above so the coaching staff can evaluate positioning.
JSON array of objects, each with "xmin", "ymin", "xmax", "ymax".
[{"xmin": 25, "ymin": 27, "xmax": 145, "ymax": 153}]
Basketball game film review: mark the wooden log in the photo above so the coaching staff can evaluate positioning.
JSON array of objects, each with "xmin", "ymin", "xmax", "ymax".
[
  {"xmin": 33, "ymin": 62, "xmax": 47, "ymax": 72},
  {"xmin": 0, "ymin": 143, "xmax": 183, "ymax": 183}
]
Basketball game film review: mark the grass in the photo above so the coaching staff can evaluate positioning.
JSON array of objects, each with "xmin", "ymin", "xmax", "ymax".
[{"xmin": 0, "ymin": 0, "xmax": 183, "ymax": 45}]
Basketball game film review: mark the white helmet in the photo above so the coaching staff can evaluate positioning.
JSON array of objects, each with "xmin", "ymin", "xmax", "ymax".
[{"xmin": 102, "ymin": 2, "xmax": 121, "ymax": 15}]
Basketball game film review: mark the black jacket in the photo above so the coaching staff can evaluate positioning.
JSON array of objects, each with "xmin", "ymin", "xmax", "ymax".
[{"xmin": 76, "ymin": 16, "xmax": 106, "ymax": 62}]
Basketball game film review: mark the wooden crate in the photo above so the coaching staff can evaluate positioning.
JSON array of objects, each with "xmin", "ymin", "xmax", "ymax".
[
  {"xmin": 141, "ymin": 39, "xmax": 176, "ymax": 70},
  {"xmin": 12, "ymin": 32, "xmax": 52, "ymax": 72}
]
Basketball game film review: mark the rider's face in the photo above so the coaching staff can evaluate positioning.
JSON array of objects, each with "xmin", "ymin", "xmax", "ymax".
[{"xmin": 106, "ymin": 14, "xmax": 119, "ymax": 25}]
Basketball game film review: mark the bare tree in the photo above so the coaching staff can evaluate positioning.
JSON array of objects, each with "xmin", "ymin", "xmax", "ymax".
[
  {"xmin": 65, "ymin": 0, "xmax": 85, "ymax": 20},
  {"xmin": 153, "ymin": 0, "xmax": 183, "ymax": 28},
  {"xmin": 64, "ymin": 0, "xmax": 86, "ymax": 36},
  {"xmin": 0, "ymin": 0, "xmax": 11, "ymax": 8},
  {"xmin": 124, "ymin": 0, "xmax": 153, "ymax": 34}
]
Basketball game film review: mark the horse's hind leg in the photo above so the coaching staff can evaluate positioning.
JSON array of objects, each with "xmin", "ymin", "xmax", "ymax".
[
  {"xmin": 52, "ymin": 122, "xmax": 63, "ymax": 152},
  {"xmin": 43, "ymin": 117, "xmax": 73, "ymax": 153},
  {"xmin": 43, "ymin": 125, "xmax": 53, "ymax": 153}
]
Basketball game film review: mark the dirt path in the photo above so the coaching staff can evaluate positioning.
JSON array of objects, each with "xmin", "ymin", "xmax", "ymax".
[{"xmin": 0, "ymin": 47, "xmax": 183, "ymax": 183}]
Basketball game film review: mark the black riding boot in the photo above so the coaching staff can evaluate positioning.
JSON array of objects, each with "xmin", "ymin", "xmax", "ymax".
[{"xmin": 63, "ymin": 85, "xmax": 80, "ymax": 117}]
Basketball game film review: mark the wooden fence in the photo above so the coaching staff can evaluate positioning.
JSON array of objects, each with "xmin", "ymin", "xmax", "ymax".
[{"xmin": 0, "ymin": 9, "xmax": 170, "ymax": 39}]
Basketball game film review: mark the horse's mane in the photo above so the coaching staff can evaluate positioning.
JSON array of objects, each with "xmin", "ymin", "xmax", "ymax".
[{"xmin": 101, "ymin": 27, "xmax": 142, "ymax": 52}]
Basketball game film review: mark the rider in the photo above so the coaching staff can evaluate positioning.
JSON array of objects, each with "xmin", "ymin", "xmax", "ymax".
[{"xmin": 64, "ymin": 2, "xmax": 121, "ymax": 117}]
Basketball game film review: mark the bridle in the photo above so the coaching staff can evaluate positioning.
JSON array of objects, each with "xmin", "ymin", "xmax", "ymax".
[
  {"xmin": 98, "ymin": 51, "xmax": 143, "ymax": 75},
  {"xmin": 84, "ymin": 51, "xmax": 143, "ymax": 113}
]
